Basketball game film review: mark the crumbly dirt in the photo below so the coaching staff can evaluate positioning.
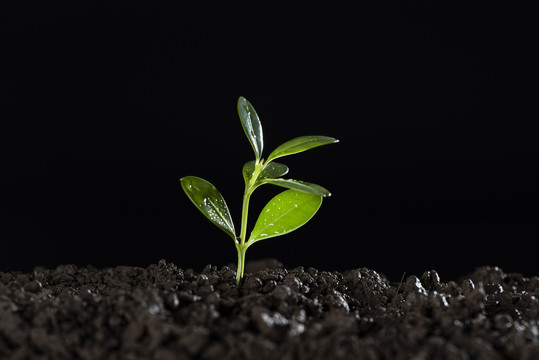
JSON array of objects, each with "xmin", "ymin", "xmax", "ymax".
[{"xmin": 1, "ymin": 259, "xmax": 539, "ymax": 359}]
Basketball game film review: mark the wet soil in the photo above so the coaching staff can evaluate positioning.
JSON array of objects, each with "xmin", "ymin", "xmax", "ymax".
[{"xmin": 1, "ymin": 259, "xmax": 539, "ymax": 359}]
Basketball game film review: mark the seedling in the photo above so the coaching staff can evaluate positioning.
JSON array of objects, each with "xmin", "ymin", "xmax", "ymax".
[{"xmin": 181, "ymin": 97, "xmax": 338, "ymax": 286}]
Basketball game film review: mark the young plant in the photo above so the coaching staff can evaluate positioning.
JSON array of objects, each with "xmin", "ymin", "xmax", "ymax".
[{"xmin": 180, "ymin": 96, "xmax": 338, "ymax": 286}]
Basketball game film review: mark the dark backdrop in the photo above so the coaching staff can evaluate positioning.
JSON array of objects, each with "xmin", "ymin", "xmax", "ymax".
[{"xmin": 2, "ymin": 2, "xmax": 538, "ymax": 281}]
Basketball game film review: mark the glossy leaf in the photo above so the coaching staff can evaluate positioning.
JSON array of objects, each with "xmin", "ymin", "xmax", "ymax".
[
  {"xmin": 237, "ymin": 96, "xmax": 263, "ymax": 162},
  {"xmin": 261, "ymin": 178, "xmax": 331, "ymax": 197},
  {"xmin": 180, "ymin": 176, "xmax": 236, "ymax": 240},
  {"xmin": 266, "ymin": 136, "xmax": 338, "ymax": 163},
  {"xmin": 260, "ymin": 161, "xmax": 289, "ymax": 179},
  {"xmin": 242, "ymin": 161, "xmax": 255, "ymax": 185},
  {"xmin": 243, "ymin": 160, "xmax": 289, "ymax": 185},
  {"xmin": 248, "ymin": 189, "xmax": 323, "ymax": 244}
]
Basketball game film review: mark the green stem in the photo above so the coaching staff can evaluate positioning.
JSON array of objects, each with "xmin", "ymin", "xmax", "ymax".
[
  {"xmin": 235, "ymin": 243, "xmax": 247, "ymax": 286},
  {"xmin": 236, "ymin": 189, "xmax": 251, "ymax": 286},
  {"xmin": 239, "ymin": 190, "xmax": 251, "ymax": 245},
  {"xmin": 236, "ymin": 161, "xmax": 263, "ymax": 286}
]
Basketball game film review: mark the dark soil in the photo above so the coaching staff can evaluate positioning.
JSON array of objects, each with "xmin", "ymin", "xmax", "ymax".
[{"xmin": 1, "ymin": 259, "xmax": 539, "ymax": 359}]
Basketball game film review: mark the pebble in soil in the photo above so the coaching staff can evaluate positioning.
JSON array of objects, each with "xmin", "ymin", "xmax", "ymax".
[{"xmin": 1, "ymin": 260, "xmax": 539, "ymax": 359}]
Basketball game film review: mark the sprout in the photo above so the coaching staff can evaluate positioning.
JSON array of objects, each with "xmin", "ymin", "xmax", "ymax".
[{"xmin": 181, "ymin": 96, "xmax": 338, "ymax": 286}]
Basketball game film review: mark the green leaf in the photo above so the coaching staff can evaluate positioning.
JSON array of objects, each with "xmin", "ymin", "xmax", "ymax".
[
  {"xmin": 243, "ymin": 160, "xmax": 289, "ymax": 185},
  {"xmin": 248, "ymin": 189, "xmax": 323, "ymax": 244},
  {"xmin": 260, "ymin": 161, "xmax": 289, "ymax": 179},
  {"xmin": 180, "ymin": 176, "xmax": 236, "ymax": 240},
  {"xmin": 266, "ymin": 135, "xmax": 338, "ymax": 163},
  {"xmin": 242, "ymin": 161, "xmax": 256, "ymax": 185},
  {"xmin": 238, "ymin": 96, "xmax": 263, "ymax": 162},
  {"xmin": 261, "ymin": 178, "xmax": 331, "ymax": 197}
]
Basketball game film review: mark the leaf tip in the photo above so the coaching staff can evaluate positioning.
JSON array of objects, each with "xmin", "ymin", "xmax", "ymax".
[{"xmin": 324, "ymin": 136, "xmax": 339, "ymax": 144}]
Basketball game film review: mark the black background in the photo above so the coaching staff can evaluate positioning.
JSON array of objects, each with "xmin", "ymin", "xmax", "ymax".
[{"xmin": 2, "ymin": 1, "xmax": 538, "ymax": 281}]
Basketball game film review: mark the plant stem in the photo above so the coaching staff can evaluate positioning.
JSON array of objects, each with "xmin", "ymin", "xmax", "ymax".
[
  {"xmin": 239, "ymin": 190, "xmax": 251, "ymax": 245},
  {"xmin": 235, "ymin": 243, "xmax": 247, "ymax": 286},
  {"xmin": 236, "ymin": 189, "xmax": 252, "ymax": 286},
  {"xmin": 236, "ymin": 162, "xmax": 263, "ymax": 286}
]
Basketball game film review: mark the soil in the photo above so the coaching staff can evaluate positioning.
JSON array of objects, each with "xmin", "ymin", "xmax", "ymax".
[{"xmin": 1, "ymin": 259, "xmax": 539, "ymax": 360}]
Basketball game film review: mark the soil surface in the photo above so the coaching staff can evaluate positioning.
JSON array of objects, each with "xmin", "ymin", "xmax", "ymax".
[{"xmin": 1, "ymin": 259, "xmax": 539, "ymax": 359}]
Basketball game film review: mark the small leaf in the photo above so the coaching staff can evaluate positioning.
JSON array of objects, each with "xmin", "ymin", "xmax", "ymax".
[
  {"xmin": 260, "ymin": 161, "xmax": 289, "ymax": 179},
  {"xmin": 242, "ymin": 161, "xmax": 256, "ymax": 185},
  {"xmin": 180, "ymin": 176, "xmax": 236, "ymax": 240},
  {"xmin": 266, "ymin": 135, "xmax": 338, "ymax": 163},
  {"xmin": 262, "ymin": 178, "xmax": 331, "ymax": 197},
  {"xmin": 248, "ymin": 189, "xmax": 323, "ymax": 245},
  {"xmin": 243, "ymin": 161, "xmax": 289, "ymax": 185},
  {"xmin": 238, "ymin": 96, "xmax": 263, "ymax": 162}
]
